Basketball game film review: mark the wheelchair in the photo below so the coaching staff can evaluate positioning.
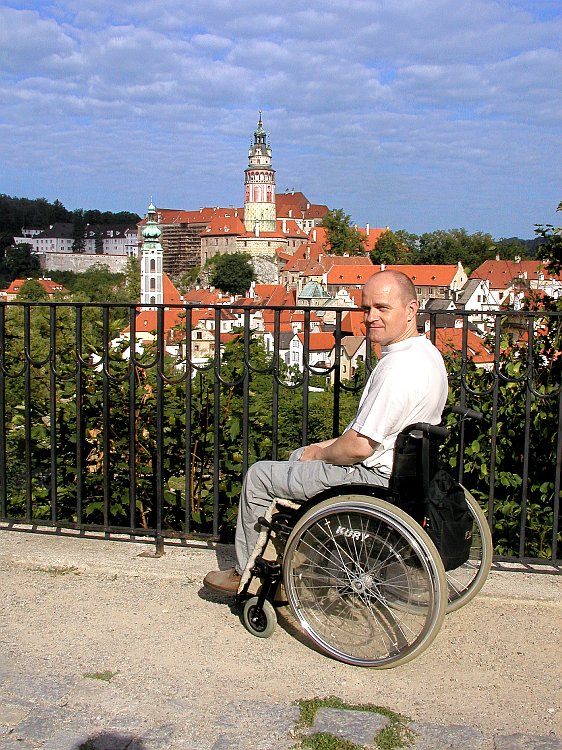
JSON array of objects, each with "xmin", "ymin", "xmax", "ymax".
[{"xmin": 235, "ymin": 406, "xmax": 493, "ymax": 668}]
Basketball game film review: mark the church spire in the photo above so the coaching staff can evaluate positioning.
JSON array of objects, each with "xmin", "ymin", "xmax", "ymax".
[{"xmin": 141, "ymin": 198, "xmax": 163, "ymax": 308}]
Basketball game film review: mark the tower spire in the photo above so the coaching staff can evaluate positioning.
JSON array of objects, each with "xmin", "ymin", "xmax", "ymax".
[
  {"xmin": 244, "ymin": 113, "xmax": 276, "ymax": 233},
  {"xmin": 141, "ymin": 198, "xmax": 163, "ymax": 309}
]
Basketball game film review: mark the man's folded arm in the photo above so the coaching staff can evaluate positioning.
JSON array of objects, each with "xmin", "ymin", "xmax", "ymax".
[{"xmin": 299, "ymin": 429, "xmax": 377, "ymax": 465}]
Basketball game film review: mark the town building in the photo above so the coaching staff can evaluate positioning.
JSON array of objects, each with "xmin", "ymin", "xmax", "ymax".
[
  {"xmin": 14, "ymin": 222, "xmax": 138, "ymax": 273},
  {"xmin": 470, "ymin": 258, "xmax": 562, "ymax": 306},
  {"xmin": 0, "ymin": 277, "xmax": 69, "ymax": 300}
]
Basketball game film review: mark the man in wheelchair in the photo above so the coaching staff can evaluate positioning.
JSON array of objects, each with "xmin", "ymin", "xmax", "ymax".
[{"xmin": 203, "ymin": 269, "xmax": 448, "ymax": 595}]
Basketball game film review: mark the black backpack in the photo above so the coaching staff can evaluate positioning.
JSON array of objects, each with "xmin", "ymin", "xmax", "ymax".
[
  {"xmin": 423, "ymin": 466, "xmax": 473, "ymax": 571},
  {"xmin": 391, "ymin": 430, "xmax": 473, "ymax": 571}
]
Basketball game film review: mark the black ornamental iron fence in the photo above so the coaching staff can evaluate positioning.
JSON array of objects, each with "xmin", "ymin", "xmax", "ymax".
[{"xmin": 0, "ymin": 300, "xmax": 560, "ymax": 564}]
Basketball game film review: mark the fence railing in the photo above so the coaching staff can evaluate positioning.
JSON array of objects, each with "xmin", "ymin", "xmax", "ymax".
[{"xmin": 0, "ymin": 300, "xmax": 560, "ymax": 564}]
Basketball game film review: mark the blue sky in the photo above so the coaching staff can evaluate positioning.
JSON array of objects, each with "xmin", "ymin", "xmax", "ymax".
[{"xmin": 0, "ymin": 0, "xmax": 560, "ymax": 239}]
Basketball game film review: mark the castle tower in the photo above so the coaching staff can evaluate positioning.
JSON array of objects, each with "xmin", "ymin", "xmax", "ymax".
[
  {"xmin": 140, "ymin": 200, "xmax": 163, "ymax": 308},
  {"xmin": 244, "ymin": 112, "xmax": 276, "ymax": 233}
]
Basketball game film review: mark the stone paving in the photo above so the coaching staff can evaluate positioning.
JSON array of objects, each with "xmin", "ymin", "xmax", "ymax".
[
  {"xmin": 0, "ymin": 660, "xmax": 560, "ymax": 749},
  {"xmin": 0, "ymin": 529, "xmax": 560, "ymax": 750}
]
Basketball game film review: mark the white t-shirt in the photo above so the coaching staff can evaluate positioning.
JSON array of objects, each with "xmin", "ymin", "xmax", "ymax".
[{"xmin": 346, "ymin": 335, "xmax": 448, "ymax": 475}]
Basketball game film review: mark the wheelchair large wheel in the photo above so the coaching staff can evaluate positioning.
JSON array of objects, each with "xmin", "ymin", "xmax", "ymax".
[
  {"xmin": 445, "ymin": 487, "xmax": 493, "ymax": 613},
  {"xmin": 282, "ymin": 493, "xmax": 448, "ymax": 668}
]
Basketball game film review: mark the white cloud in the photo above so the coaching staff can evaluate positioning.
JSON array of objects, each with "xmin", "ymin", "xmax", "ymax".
[
  {"xmin": 0, "ymin": 7, "xmax": 76, "ymax": 75},
  {"xmin": 0, "ymin": 0, "xmax": 560, "ymax": 237}
]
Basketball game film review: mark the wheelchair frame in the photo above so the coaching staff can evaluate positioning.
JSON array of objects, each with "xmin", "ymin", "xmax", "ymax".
[{"xmin": 235, "ymin": 406, "xmax": 492, "ymax": 668}]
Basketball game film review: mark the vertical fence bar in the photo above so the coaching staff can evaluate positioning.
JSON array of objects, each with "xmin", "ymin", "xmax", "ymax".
[
  {"xmin": 488, "ymin": 315, "xmax": 502, "ymax": 528},
  {"xmin": 270, "ymin": 308, "xmax": 281, "ymax": 460},
  {"xmin": 102, "ymin": 306, "xmax": 111, "ymax": 532},
  {"xmin": 128, "ymin": 305, "xmax": 138, "ymax": 531},
  {"xmin": 332, "ymin": 311, "xmax": 342, "ymax": 439},
  {"xmin": 0, "ymin": 306, "xmax": 6, "ymax": 516},
  {"xmin": 49, "ymin": 305, "xmax": 58, "ymax": 522},
  {"xmin": 154, "ymin": 305, "xmax": 165, "ymax": 554},
  {"xmin": 212, "ymin": 308, "xmax": 221, "ymax": 537},
  {"xmin": 301, "ymin": 309, "xmax": 310, "ymax": 446},
  {"xmin": 456, "ymin": 316, "xmax": 470, "ymax": 475},
  {"xmin": 242, "ymin": 310, "xmax": 251, "ymax": 475},
  {"xmin": 23, "ymin": 305, "xmax": 32, "ymax": 520},
  {"xmin": 518, "ymin": 316, "xmax": 534, "ymax": 558},
  {"xmin": 184, "ymin": 308, "xmax": 193, "ymax": 534},
  {"xmin": 552, "ymin": 388, "xmax": 562, "ymax": 561},
  {"xmin": 75, "ymin": 306, "xmax": 84, "ymax": 526}
]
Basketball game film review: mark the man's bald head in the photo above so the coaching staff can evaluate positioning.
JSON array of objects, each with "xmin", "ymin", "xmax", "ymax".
[{"xmin": 364, "ymin": 270, "xmax": 417, "ymax": 305}]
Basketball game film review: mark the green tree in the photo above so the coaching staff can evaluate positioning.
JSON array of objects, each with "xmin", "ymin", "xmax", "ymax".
[
  {"xmin": 209, "ymin": 253, "xmax": 255, "ymax": 296},
  {"xmin": 414, "ymin": 228, "xmax": 495, "ymax": 272},
  {"xmin": 535, "ymin": 201, "xmax": 562, "ymax": 275},
  {"xmin": 370, "ymin": 229, "xmax": 417, "ymax": 264},
  {"xmin": 176, "ymin": 266, "xmax": 201, "ymax": 294},
  {"xmin": 0, "ymin": 243, "xmax": 41, "ymax": 285},
  {"xmin": 71, "ymin": 209, "xmax": 87, "ymax": 254},
  {"xmin": 71, "ymin": 263, "xmax": 126, "ymax": 302},
  {"xmin": 319, "ymin": 208, "xmax": 366, "ymax": 256},
  {"xmin": 123, "ymin": 256, "xmax": 141, "ymax": 302},
  {"xmin": 494, "ymin": 237, "xmax": 530, "ymax": 261},
  {"xmin": 18, "ymin": 279, "xmax": 49, "ymax": 301}
]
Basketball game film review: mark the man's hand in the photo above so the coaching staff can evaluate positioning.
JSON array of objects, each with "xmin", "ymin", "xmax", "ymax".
[
  {"xmin": 299, "ymin": 431, "xmax": 377, "ymax": 465},
  {"xmin": 299, "ymin": 443, "xmax": 327, "ymax": 462}
]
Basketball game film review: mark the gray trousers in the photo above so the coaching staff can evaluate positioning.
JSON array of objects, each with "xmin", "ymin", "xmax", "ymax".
[{"xmin": 234, "ymin": 448, "xmax": 388, "ymax": 574}]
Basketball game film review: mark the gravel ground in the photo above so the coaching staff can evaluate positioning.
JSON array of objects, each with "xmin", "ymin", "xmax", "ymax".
[{"xmin": 0, "ymin": 528, "xmax": 560, "ymax": 748}]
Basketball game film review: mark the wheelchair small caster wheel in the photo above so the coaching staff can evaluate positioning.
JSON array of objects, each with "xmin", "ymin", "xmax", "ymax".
[{"xmin": 242, "ymin": 597, "xmax": 277, "ymax": 638}]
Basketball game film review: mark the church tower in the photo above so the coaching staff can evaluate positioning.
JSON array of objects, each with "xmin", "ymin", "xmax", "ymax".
[
  {"xmin": 140, "ymin": 200, "xmax": 164, "ymax": 308},
  {"xmin": 244, "ymin": 112, "xmax": 276, "ymax": 233}
]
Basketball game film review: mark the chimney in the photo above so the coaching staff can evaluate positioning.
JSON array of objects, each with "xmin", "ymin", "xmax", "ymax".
[
  {"xmin": 366, "ymin": 223, "xmax": 370, "ymax": 236},
  {"xmin": 312, "ymin": 229, "xmax": 317, "ymax": 242}
]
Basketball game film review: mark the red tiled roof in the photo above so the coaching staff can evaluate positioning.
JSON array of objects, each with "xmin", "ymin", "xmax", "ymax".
[
  {"xmin": 326, "ymin": 265, "xmax": 377, "ymax": 285},
  {"xmin": 203, "ymin": 215, "xmax": 247, "ymax": 236},
  {"xmin": 124, "ymin": 309, "xmax": 185, "ymax": 336},
  {"xmin": 275, "ymin": 192, "xmax": 329, "ymax": 220},
  {"xmin": 429, "ymin": 328, "xmax": 494, "ymax": 364},
  {"xmin": 296, "ymin": 331, "xmax": 336, "ymax": 351},
  {"xmin": 337, "ymin": 288, "xmax": 363, "ymax": 307},
  {"xmin": 358, "ymin": 227, "xmax": 388, "ymax": 252},
  {"xmin": 384, "ymin": 264, "xmax": 459, "ymax": 286},
  {"xmin": 470, "ymin": 259, "xmax": 560, "ymax": 288},
  {"xmin": 276, "ymin": 219, "xmax": 307, "ymax": 237},
  {"xmin": 237, "ymin": 285, "xmax": 296, "ymax": 308},
  {"xmin": 163, "ymin": 273, "xmax": 182, "ymax": 305},
  {"xmin": 182, "ymin": 289, "xmax": 231, "ymax": 305},
  {"xmin": 320, "ymin": 256, "xmax": 373, "ymax": 270},
  {"xmin": 139, "ymin": 207, "xmax": 244, "ymax": 227},
  {"xmin": 341, "ymin": 310, "xmax": 365, "ymax": 337}
]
